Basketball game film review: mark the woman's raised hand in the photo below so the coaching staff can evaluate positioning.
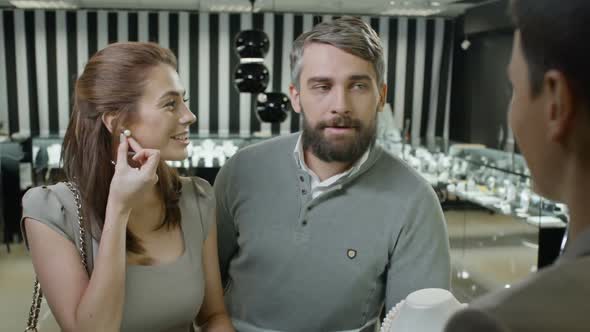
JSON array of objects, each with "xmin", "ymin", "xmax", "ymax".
[{"xmin": 109, "ymin": 133, "xmax": 160, "ymax": 210}]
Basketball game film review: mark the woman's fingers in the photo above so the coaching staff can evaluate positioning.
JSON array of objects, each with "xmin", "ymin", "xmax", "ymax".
[
  {"xmin": 131, "ymin": 150, "xmax": 147, "ymax": 163},
  {"xmin": 116, "ymin": 136, "xmax": 159, "ymax": 183},
  {"xmin": 131, "ymin": 148, "xmax": 160, "ymax": 165},
  {"xmin": 115, "ymin": 134, "xmax": 129, "ymax": 168},
  {"xmin": 141, "ymin": 150, "xmax": 160, "ymax": 174},
  {"xmin": 140, "ymin": 150, "xmax": 160, "ymax": 183},
  {"xmin": 127, "ymin": 137, "xmax": 144, "ymax": 154}
]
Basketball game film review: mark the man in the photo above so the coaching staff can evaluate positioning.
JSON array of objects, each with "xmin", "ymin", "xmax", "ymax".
[
  {"xmin": 215, "ymin": 16, "xmax": 450, "ymax": 332},
  {"xmin": 445, "ymin": 1, "xmax": 590, "ymax": 331}
]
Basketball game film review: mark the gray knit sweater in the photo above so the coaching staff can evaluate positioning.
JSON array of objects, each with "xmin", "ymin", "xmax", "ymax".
[{"xmin": 215, "ymin": 133, "xmax": 451, "ymax": 332}]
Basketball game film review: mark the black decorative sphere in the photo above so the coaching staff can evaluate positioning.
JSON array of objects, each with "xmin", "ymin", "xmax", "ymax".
[
  {"xmin": 256, "ymin": 92, "xmax": 290, "ymax": 123},
  {"xmin": 235, "ymin": 30, "xmax": 270, "ymax": 59},
  {"xmin": 234, "ymin": 63, "xmax": 270, "ymax": 93}
]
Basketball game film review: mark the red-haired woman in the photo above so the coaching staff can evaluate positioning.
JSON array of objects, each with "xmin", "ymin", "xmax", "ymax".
[{"xmin": 21, "ymin": 42, "xmax": 234, "ymax": 332}]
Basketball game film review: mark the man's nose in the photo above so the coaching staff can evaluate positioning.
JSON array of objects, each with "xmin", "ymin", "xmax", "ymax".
[{"xmin": 330, "ymin": 86, "xmax": 352, "ymax": 115}]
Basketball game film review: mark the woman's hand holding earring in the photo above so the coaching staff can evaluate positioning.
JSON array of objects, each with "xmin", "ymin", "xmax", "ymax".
[
  {"xmin": 111, "ymin": 129, "xmax": 134, "ymax": 165},
  {"xmin": 108, "ymin": 133, "xmax": 161, "ymax": 210}
]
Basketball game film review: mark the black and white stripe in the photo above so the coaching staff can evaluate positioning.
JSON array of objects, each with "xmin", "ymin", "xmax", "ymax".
[
  {"xmin": 24, "ymin": 10, "xmax": 39, "ymax": 137},
  {"xmin": 239, "ymin": 13, "xmax": 252, "ymax": 137},
  {"xmin": 279, "ymin": 13, "xmax": 294, "ymax": 135},
  {"xmin": 1, "ymin": 9, "xmax": 455, "ymax": 141},
  {"xmin": 15, "ymin": 10, "xmax": 31, "ymax": 136},
  {"xmin": 0, "ymin": 11, "xmax": 7, "ymax": 135}
]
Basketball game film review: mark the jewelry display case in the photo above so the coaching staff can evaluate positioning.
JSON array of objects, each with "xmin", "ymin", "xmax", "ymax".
[
  {"xmin": 392, "ymin": 141, "xmax": 568, "ymax": 302},
  {"xmin": 31, "ymin": 135, "xmax": 271, "ymax": 184}
]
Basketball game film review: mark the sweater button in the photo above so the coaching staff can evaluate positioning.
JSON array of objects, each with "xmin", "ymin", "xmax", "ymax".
[
  {"xmin": 301, "ymin": 189, "xmax": 307, "ymax": 195},
  {"xmin": 302, "ymin": 220, "xmax": 308, "ymax": 226},
  {"xmin": 299, "ymin": 176, "xmax": 305, "ymax": 182}
]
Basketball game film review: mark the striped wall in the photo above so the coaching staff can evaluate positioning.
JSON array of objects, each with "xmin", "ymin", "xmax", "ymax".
[{"xmin": 0, "ymin": 9, "xmax": 455, "ymax": 142}]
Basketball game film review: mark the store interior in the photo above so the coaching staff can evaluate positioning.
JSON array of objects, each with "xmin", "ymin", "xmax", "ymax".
[{"xmin": 0, "ymin": 0, "xmax": 568, "ymax": 330}]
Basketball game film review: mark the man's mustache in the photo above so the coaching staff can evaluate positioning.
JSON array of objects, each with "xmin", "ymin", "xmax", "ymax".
[{"xmin": 317, "ymin": 116, "xmax": 362, "ymax": 129}]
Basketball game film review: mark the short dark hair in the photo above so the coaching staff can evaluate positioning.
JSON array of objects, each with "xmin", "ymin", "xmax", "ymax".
[{"xmin": 510, "ymin": 0, "xmax": 590, "ymax": 105}]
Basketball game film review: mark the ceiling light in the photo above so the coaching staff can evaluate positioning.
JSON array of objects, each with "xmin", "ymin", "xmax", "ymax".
[
  {"xmin": 10, "ymin": 0, "xmax": 78, "ymax": 9},
  {"xmin": 383, "ymin": 8, "xmax": 442, "ymax": 16},
  {"xmin": 431, "ymin": 1, "xmax": 441, "ymax": 6},
  {"xmin": 390, "ymin": 1, "xmax": 396, "ymax": 5},
  {"xmin": 209, "ymin": 4, "xmax": 261, "ymax": 12}
]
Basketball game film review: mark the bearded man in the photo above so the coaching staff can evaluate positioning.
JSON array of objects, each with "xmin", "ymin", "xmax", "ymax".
[{"xmin": 214, "ymin": 16, "xmax": 450, "ymax": 332}]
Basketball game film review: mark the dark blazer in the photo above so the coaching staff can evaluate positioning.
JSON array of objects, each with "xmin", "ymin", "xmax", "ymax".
[{"xmin": 445, "ymin": 227, "xmax": 590, "ymax": 332}]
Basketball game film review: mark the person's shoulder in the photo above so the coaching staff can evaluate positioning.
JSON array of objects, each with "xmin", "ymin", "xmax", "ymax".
[
  {"xmin": 218, "ymin": 134, "xmax": 298, "ymax": 181},
  {"xmin": 234, "ymin": 133, "xmax": 298, "ymax": 160},
  {"xmin": 475, "ymin": 258, "xmax": 589, "ymax": 308},
  {"xmin": 22, "ymin": 182, "xmax": 70, "ymax": 209},
  {"xmin": 372, "ymin": 147, "xmax": 435, "ymax": 194},
  {"xmin": 460, "ymin": 259, "xmax": 590, "ymax": 331},
  {"xmin": 445, "ymin": 306, "xmax": 510, "ymax": 332},
  {"xmin": 21, "ymin": 182, "xmax": 76, "ymax": 249},
  {"xmin": 180, "ymin": 176, "xmax": 213, "ymax": 198}
]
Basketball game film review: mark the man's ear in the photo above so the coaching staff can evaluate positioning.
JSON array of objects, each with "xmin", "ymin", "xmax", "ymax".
[
  {"xmin": 101, "ymin": 112, "xmax": 118, "ymax": 134},
  {"xmin": 545, "ymin": 70, "xmax": 575, "ymax": 143},
  {"xmin": 289, "ymin": 84, "xmax": 302, "ymax": 114},
  {"xmin": 378, "ymin": 83, "xmax": 388, "ymax": 112}
]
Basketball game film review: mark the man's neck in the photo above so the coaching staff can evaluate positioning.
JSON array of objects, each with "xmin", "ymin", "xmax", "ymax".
[
  {"xmin": 561, "ymin": 161, "xmax": 590, "ymax": 243},
  {"xmin": 303, "ymin": 148, "xmax": 354, "ymax": 181}
]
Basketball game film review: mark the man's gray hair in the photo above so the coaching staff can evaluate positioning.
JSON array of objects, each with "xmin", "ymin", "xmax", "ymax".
[{"xmin": 290, "ymin": 16, "xmax": 385, "ymax": 90}]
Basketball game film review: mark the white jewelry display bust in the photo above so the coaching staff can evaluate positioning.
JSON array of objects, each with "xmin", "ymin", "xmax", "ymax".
[{"xmin": 380, "ymin": 288, "xmax": 466, "ymax": 332}]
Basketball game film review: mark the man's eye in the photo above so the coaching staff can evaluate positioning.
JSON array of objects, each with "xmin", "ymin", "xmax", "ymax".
[
  {"xmin": 314, "ymin": 85, "xmax": 330, "ymax": 91},
  {"xmin": 353, "ymin": 83, "xmax": 366, "ymax": 90},
  {"xmin": 164, "ymin": 100, "xmax": 176, "ymax": 108}
]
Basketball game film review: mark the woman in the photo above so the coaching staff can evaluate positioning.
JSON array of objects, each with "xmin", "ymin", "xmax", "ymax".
[{"xmin": 21, "ymin": 42, "xmax": 234, "ymax": 331}]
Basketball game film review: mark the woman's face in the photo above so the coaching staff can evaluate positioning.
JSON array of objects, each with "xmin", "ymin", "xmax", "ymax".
[{"xmin": 127, "ymin": 64, "xmax": 196, "ymax": 161}]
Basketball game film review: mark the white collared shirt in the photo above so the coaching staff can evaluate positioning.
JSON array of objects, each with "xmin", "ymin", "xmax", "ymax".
[{"xmin": 293, "ymin": 134, "xmax": 370, "ymax": 199}]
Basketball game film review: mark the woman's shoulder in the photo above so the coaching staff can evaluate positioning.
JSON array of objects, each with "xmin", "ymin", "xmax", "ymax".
[
  {"xmin": 21, "ymin": 182, "xmax": 76, "ymax": 249},
  {"xmin": 180, "ymin": 176, "xmax": 213, "ymax": 198},
  {"xmin": 23, "ymin": 182, "xmax": 71, "ymax": 210},
  {"xmin": 179, "ymin": 177, "xmax": 215, "ymax": 240}
]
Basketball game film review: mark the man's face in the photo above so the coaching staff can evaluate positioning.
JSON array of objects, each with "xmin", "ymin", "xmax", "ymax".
[
  {"xmin": 508, "ymin": 31, "xmax": 557, "ymax": 198},
  {"xmin": 289, "ymin": 43, "xmax": 386, "ymax": 163}
]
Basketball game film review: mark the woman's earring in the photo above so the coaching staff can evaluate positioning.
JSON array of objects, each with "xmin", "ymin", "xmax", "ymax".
[{"xmin": 122, "ymin": 129, "xmax": 131, "ymax": 137}]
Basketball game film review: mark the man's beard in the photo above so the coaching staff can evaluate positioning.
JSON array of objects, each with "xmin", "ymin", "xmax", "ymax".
[{"xmin": 301, "ymin": 108, "xmax": 377, "ymax": 163}]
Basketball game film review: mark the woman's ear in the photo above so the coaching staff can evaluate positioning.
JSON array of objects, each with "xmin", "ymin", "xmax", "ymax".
[{"xmin": 101, "ymin": 112, "xmax": 117, "ymax": 134}]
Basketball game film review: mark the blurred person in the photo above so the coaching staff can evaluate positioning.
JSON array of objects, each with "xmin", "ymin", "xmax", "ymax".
[{"xmin": 445, "ymin": 1, "xmax": 590, "ymax": 331}]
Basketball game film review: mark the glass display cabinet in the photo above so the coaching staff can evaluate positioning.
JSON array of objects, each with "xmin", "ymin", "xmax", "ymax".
[
  {"xmin": 31, "ymin": 135, "xmax": 272, "ymax": 184},
  {"xmin": 430, "ymin": 145, "xmax": 566, "ymax": 302},
  {"xmin": 378, "ymin": 138, "xmax": 567, "ymax": 302}
]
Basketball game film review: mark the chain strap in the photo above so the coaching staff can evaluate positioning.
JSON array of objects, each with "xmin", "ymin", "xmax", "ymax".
[
  {"xmin": 24, "ymin": 279, "xmax": 43, "ymax": 332},
  {"xmin": 65, "ymin": 181, "xmax": 88, "ymax": 270},
  {"xmin": 25, "ymin": 182, "xmax": 87, "ymax": 332}
]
